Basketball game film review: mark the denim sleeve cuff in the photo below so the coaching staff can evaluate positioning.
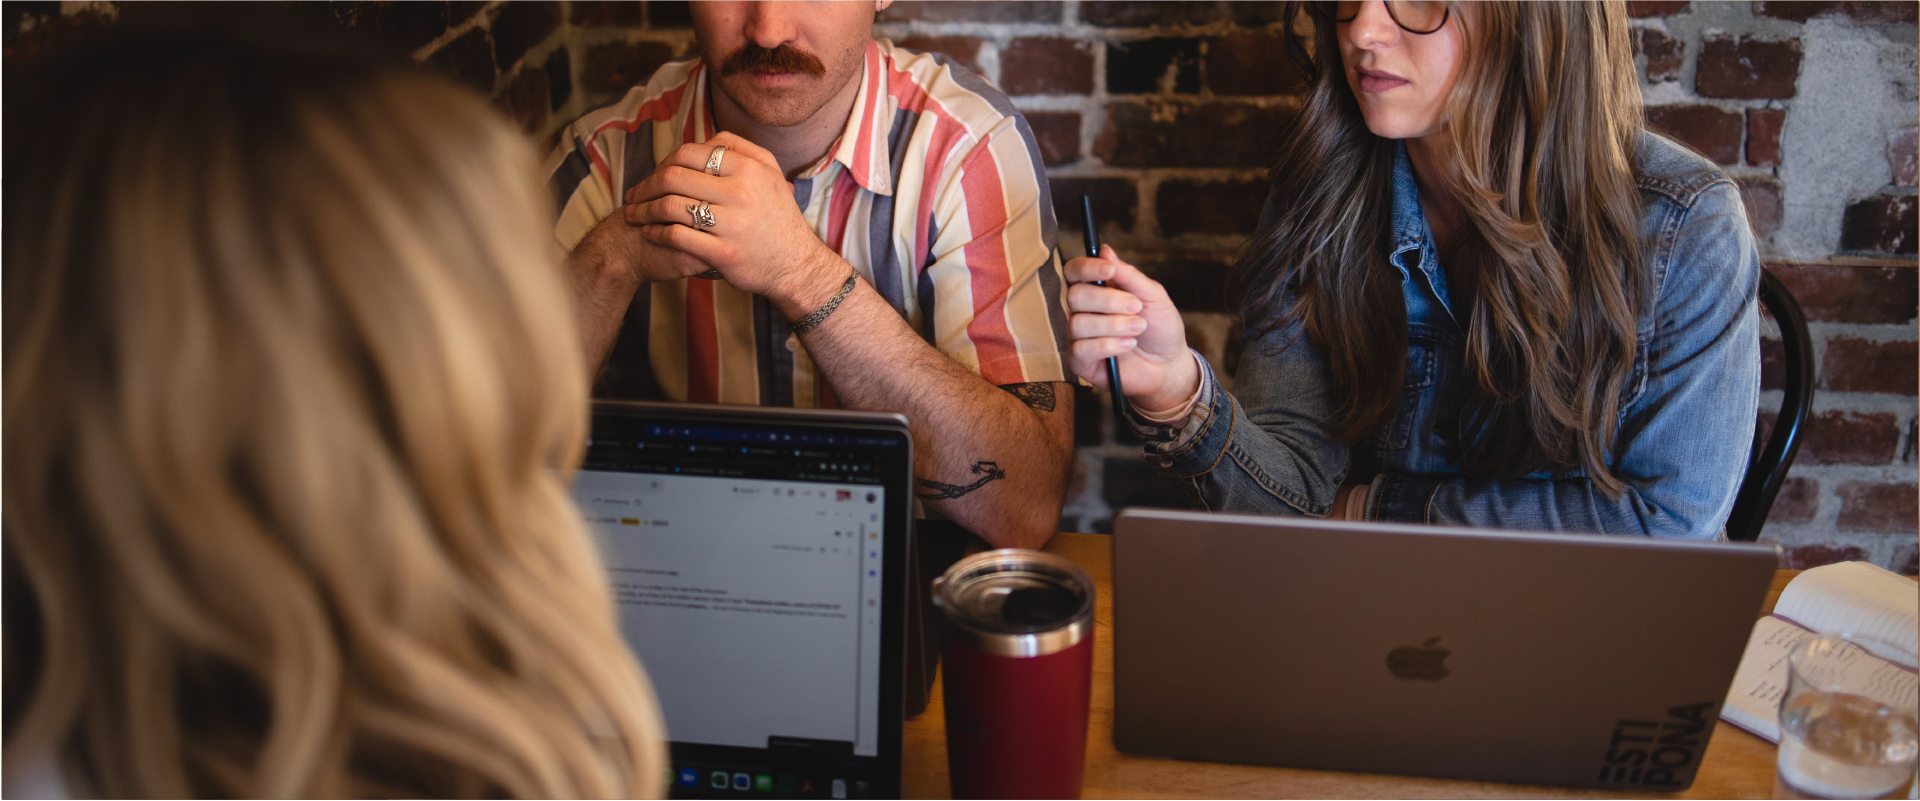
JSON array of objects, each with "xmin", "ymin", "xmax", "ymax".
[
  {"xmin": 1368, "ymin": 473, "xmax": 1442, "ymax": 522},
  {"xmin": 1125, "ymin": 350, "xmax": 1216, "ymax": 449}
]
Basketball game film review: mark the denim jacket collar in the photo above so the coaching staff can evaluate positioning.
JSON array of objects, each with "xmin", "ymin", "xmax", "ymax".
[{"xmin": 1388, "ymin": 141, "xmax": 1457, "ymax": 322}]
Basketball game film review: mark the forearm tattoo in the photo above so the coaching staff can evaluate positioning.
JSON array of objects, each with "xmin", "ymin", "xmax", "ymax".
[
  {"xmin": 1000, "ymin": 382, "xmax": 1056, "ymax": 412},
  {"xmin": 915, "ymin": 461, "xmax": 1007, "ymax": 500}
]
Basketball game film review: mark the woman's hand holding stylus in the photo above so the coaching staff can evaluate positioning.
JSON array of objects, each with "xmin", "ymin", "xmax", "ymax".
[{"xmin": 1064, "ymin": 246, "xmax": 1201, "ymax": 415}]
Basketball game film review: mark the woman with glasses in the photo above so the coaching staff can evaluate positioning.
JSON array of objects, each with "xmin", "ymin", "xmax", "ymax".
[{"xmin": 1065, "ymin": 1, "xmax": 1760, "ymax": 538}]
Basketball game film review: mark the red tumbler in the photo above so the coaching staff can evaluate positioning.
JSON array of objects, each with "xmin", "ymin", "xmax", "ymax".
[{"xmin": 933, "ymin": 549, "xmax": 1095, "ymax": 799}]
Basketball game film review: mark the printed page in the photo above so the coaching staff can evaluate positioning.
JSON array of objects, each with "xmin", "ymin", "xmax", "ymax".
[
  {"xmin": 1721, "ymin": 615, "xmax": 1816, "ymax": 741},
  {"xmin": 1720, "ymin": 562, "xmax": 1919, "ymax": 742},
  {"xmin": 1774, "ymin": 561, "xmax": 1919, "ymax": 657}
]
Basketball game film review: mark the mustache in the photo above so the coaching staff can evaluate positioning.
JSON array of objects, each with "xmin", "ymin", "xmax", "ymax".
[{"xmin": 720, "ymin": 43, "xmax": 827, "ymax": 77}]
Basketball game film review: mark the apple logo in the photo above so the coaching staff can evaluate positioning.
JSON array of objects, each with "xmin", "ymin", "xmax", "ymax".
[{"xmin": 1387, "ymin": 636, "xmax": 1451, "ymax": 681}]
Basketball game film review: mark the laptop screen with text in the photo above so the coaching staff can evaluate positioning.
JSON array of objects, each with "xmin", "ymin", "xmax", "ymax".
[{"xmin": 573, "ymin": 404, "xmax": 909, "ymax": 799}]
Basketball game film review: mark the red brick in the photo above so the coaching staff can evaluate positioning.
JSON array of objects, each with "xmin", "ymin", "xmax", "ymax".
[
  {"xmin": 1138, "ymin": 254, "xmax": 1233, "ymax": 313},
  {"xmin": 1646, "ymin": 104, "xmax": 1743, "ymax": 165},
  {"xmin": 1051, "ymin": 177, "xmax": 1139, "ymax": 238},
  {"xmin": 1767, "ymin": 264, "xmax": 1918, "ymax": 324},
  {"xmin": 1230, "ymin": 1, "xmax": 1287, "ymax": 25},
  {"xmin": 1207, "ymin": 32, "xmax": 1309, "ymax": 96},
  {"xmin": 1836, "ymin": 481, "xmax": 1919, "ymax": 533},
  {"xmin": 1025, "ymin": 112, "xmax": 1081, "ymax": 167},
  {"xmin": 427, "ymin": 27, "xmax": 497, "ymax": 94},
  {"xmin": 1798, "ymin": 411, "xmax": 1902, "ymax": 466},
  {"xmin": 1001, "ymin": 37, "xmax": 1094, "ymax": 96},
  {"xmin": 491, "ymin": 1, "xmax": 561, "ymax": 69},
  {"xmin": 1696, "ymin": 35, "xmax": 1802, "ymax": 100},
  {"xmin": 1095, "ymin": 101, "xmax": 1294, "ymax": 168},
  {"xmin": 581, "ymin": 42, "xmax": 674, "ymax": 94},
  {"xmin": 646, "ymin": 1, "xmax": 691, "ymax": 27},
  {"xmin": 1637, "ymin": 28, "xmax": 1684, "ymax": 83},
  {"xmin": 881, "ymin": 1, "xmax": 1060, "ymax": 23},
  {"xmin": 1107, "ymin": 38, "xmax": 1201, "ymax": 95},
  {"xmin": 450, "ymin": 1, "xmax": 487, "ymax": 25},
  {"xmin": 896, "ymin": 35, "xmax": 983, "ymax": 76},
  {"xmin": 545, "ymin": 46, "xmax": 572, "ymax": 109},
  {"xmin": 1839, "ymin": 195, "xmax": 1919, "ymax": 255},
  {"xmin": 325, "ymin": 1, "xmax": 453, "ymax": 53},
  {"xmin": 1081, "ymin": 1, "xmax": 1230, "ymax": 26},
  {"xmin": 1627, "ymin": 1, "xmax": 1690, "ymax": 16},
  {"xmin": 571, "ymin": 1, "xmax": 643, "ymax": 26},
  {"xmin": 1760, "ymin": 335, "xmax": 1785, "ymax": 391},
  {"xmin": 500, "ymin": 63, "xmax": 549, "ymax": 134},
  {"xmin": 1755, "ymin": 1, "xmax": 1917, "ymax": 23},
  {"xmin": 1778, "ymin": 543, "xmax": 1867, "ymax": 569},
  {"xmin": 1747, "ymin": 108, "xmax": 1784, "ymax": 168},
  {"xmin": 1890, "ymin": 126, "xmax": 1918, "ymax": 188},
  {"xmin": 1768, "ymin": 477, "xmax": 1820, "ymax": 525},
  {"xmin": 1819, "ymin": 337, "xmax": 1918, "ymax": 394},
  {"xmin": 1738, "ymin": 175, "xmax": 1783, "ymax": 237},
  {"xmin": 1156, "ymin": 178, "xmax": 1270, "ymax": 237}
]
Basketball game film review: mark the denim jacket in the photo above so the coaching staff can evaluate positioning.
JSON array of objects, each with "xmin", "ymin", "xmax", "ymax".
[{"xmin": 1132, "ymin": 133, "xmax": 1760, "ymax": 539}]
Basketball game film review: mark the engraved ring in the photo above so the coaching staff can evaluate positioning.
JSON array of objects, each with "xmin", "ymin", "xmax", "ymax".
[
  {"xmin": 705, "ymin": 145, "xmax": 728, "ymax": 176},
  {"xmin": 687, "ymin": 200, "xmax": 717, "ymax": 229}
]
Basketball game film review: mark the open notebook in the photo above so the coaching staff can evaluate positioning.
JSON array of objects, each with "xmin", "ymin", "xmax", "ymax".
[{"xmin": 1720, "ymin": 561, "xmax": 1920, "ymax": 742}]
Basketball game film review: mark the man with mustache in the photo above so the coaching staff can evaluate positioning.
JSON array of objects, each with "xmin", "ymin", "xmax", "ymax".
[{"xmin": 547, "ymin": 1, "xmax": 1072, "ymax": 549}]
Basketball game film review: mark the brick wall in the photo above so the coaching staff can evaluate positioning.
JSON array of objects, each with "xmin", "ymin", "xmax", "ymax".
[
  {"xmin": 10, "ymin": 1, "xmax": 1915, "ymax": 571},
  {"xmin": 1623, "ymin": 1, "xmax": 1919, "ymax": 572}
]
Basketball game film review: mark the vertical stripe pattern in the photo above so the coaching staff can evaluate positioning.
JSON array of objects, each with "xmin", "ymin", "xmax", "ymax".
[{"xmin": 542, "ymin": 42, "xmax": 1069, "ymax": 406}]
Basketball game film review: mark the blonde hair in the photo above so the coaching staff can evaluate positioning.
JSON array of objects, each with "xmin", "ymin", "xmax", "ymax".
[{"xmin": 3, "ymin": 28, "xmax": 665, "ymax": 797}]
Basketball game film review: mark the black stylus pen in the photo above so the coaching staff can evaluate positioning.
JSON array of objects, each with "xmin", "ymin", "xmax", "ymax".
[{"xmin": 1081, "ymin": 195, "xmax": 1130, "ymax": 420}]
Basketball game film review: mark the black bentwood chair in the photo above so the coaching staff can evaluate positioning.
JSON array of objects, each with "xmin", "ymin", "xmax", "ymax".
[{"xmin": 1725, "ymin": 268, "xmax": 1814, "ymax": 542}]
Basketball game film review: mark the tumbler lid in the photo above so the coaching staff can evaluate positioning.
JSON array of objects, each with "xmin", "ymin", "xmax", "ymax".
[{"xmin": 932, "ymin": 549, "xmax": 1094, "ymax": 657}]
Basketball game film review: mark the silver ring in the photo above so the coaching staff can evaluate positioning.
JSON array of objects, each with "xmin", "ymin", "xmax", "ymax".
[
  {"xmin": 696, "ymin": 269, "xmax": 723, "ymax": 279},
  {"xmin": 705, "ymin": 145, "xmax": 727, "ymax": 176},
  {"xmin": 687, "ymin": 200, "xmax": 716, "ymax": 229}
]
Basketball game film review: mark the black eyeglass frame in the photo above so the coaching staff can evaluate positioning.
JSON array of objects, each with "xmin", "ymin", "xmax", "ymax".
[{"xmin": 1307, "ymin": 1, "xmax": 1452, "ymax": 35}]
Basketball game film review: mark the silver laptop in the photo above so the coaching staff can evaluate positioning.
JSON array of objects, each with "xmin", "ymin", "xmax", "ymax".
[{"xmin": 1111, "ymin": 508, "xmax": 1778, "ymax": 791}]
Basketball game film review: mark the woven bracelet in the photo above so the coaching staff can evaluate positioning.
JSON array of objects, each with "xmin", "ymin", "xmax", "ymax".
[{"xmin": 790, "ymin": 270, "xmax": 859, "ymax": 334}]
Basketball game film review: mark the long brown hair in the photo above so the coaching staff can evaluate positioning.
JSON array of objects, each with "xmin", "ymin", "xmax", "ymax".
[
  {"xmin": 1234, "ymin": 1, "xmax": 1647, "ymax": 493},
  {"xmin": 3, "ymin": 27, "xmax": 666, "ymax": 797}
]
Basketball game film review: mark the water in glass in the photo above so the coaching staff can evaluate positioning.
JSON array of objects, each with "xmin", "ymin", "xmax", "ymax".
[{"xmin": 1775, "ymin": 691, "xmax": 1919, "ymax": 799}]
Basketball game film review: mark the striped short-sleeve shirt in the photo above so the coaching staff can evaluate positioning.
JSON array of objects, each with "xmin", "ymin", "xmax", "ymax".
[{"xmin": 546, "ymin": 40, "xmax": 1070, "ymax": 407}]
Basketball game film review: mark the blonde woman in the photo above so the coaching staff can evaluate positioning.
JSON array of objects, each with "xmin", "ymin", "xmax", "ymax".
[{"xmin": 3, "ymin": 27, "xmax": 666, "ymax": 797}]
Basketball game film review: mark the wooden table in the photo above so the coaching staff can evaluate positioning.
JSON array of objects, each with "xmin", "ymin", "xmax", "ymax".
[{"xmin": 902, "ymin": 533, "xmax": 1800, "ymax": 799}]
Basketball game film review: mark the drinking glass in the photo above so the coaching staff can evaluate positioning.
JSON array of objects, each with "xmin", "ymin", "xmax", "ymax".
[{"xmin": 1775, "ymin": 633, "xmax": 1919, "ymax": 799}]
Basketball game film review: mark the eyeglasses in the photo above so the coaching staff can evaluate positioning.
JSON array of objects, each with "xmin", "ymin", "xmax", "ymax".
[{"xmin": 1307, "ymin": 1, "xmax": 1451, "ymax": 35}]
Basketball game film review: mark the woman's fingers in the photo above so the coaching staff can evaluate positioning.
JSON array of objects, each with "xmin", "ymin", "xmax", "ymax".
[
  {"xmin": 1062, "ymin": 255, "xmax": 1117, "ymax": 284},
  {"xmin": 1069, "ymin": 337, "xmax": 1137, "ymax": 385},
  {"xmin": 1070, "ymin": 312, "xmax": 1146, "ymax": 340},
  {"xmin": 1091, "ymin": 245, "xmax": 1169, "ymax": 303},
  {"xmin": 1066, "ymin": 282, "xmax": 1143, "ymax": 315},
  {"xmin": 1064, "ymin": 247, "xmax": 1171, "ymax": 305}
]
